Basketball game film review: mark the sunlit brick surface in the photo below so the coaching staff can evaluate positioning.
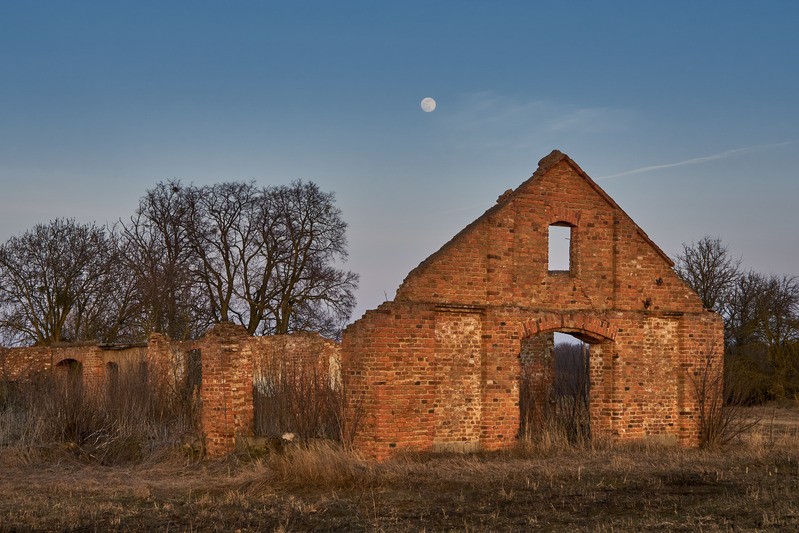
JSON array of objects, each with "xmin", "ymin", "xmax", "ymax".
[{"xmin": 342, "ymin": 151, "xmax": 723, "ymax": 459}]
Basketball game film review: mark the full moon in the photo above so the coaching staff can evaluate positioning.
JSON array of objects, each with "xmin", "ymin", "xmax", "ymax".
[{"xmin": 420, "ymin": 97, "xmax": 436, "ymax": 112}]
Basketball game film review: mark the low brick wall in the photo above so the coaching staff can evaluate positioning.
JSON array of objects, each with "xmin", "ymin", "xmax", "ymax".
[
  {"xmin": 1, "ymin": 326, "xmax": 342, "ymax": 457},
  {"xmin": 0, "ymin": 343, "xmax": 148, "ymax": 387}
]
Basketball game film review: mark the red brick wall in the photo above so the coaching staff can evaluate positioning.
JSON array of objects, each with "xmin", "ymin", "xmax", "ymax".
[
  {"xmin": 1, "ymin": 345, "xmax": 52, "ymax": 380},
  {"xmin": 520, "ymin": 332, "xmax": 554, "ymax": 427},
  {"xmin": 0, "ymin": 343, "xmax": 148, "ymax": 389},
  {"xmin": 343, "ymin": 150, "xmax": 724, "ymax": 458},
  {"xmin": 197, "ymin": 325, "xmax": 342, "ymax": 456},
  {"xmin": 1, "ymin": 327, "xmax": 342, "ymax": 457},
  {"xmin": 251, "ymin": 332, "xmax": 340, "ymax": 391},
  {"xmin": 199, "ymin": 322, "xmax": 254, "ymax": 456}
]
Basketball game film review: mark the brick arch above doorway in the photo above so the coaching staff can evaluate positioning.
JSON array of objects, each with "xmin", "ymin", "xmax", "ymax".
[{"xmin": 520, "ymin": 312, "xmax": 617, "ymax": 343}]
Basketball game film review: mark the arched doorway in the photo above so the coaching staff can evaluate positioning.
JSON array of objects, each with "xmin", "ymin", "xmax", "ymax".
[
  {"xmin": 54, "ymin": 358, "xmax": 84, "ymax": 394},
  {"xmin": 518, "ymin": 314, "xmax": 616, "ymax": 445},
  {"xmin": 55, "ymin": 358, "xmax": 82, "ymax": 372},
  {"xmin": 520, "ymin": 332, "xmax": 595, "ymax": 443}
]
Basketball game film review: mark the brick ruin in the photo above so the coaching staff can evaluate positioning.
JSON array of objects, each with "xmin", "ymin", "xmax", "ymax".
[
  {"xmin": 0, "ymin": 150, "xmax": 723, "ymax": 458},
  {"xmin": 0, "ymin": 325, "xmax": 339, "ymax": 456},
  {"xmin": 341, "ymin": 150, "xmax": 723, "ymax": 459}
]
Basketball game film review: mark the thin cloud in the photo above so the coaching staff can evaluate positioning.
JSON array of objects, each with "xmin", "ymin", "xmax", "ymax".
[
  {"xmin": 440, "ymin": 92, "xmax": 630, "ymax": 153},
  {"xmin": 597, "ymin": 142, "xmax": 793, "ymax": 180}
]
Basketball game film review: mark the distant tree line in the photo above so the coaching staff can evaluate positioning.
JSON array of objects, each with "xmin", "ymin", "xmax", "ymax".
[
  {"xmin": 0, "ymin": 180, "xmax": 358, "ymax": 346},
  {"xmin": 675, "ymin": 236, "xmax": 799, "ymax": 402}
]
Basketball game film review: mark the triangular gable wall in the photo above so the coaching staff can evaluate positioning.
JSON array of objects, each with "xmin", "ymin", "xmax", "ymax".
[{"xmin": 394, "ymin": 150, "xmax": 704, "ymax": 314}]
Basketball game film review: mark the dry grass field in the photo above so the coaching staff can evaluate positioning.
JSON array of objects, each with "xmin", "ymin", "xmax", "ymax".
[{"xmin": 1, "ymin": 407, "xmax": 798, "ymax": 532}]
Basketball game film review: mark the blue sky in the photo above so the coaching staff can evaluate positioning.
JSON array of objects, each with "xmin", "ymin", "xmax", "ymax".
[{"xmin": 1, "ymin": 1, "xmax": 797, "ymax": 321}]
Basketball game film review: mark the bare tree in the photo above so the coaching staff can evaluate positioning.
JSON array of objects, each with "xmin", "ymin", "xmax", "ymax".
[
  {"xmin": 0, "ymin": 219, "xmax": 116, "ymax": 345},
  {"xmin": 726, "ymin": 271, "xmax": 799, "ymax": 400},
  {"xmin": 752, "ymin": 275, "xmax": 799, "ymax": 398},
  {"xmin": 184, "ymin": 181, "xmax": 266, "ymax": 330},
  {"xmin": 675, "ymin": 236, "xmax": 741, "ymax": 313},
  {"xmin": 0, "ymin": 180, "xmax": 359, "ymax": 345},
  {"xmin": 70, "ymin": 233, "xmax": 141, "ymax": 343},
  {"xmin": 120, "ymin": 181, "xmax": 208, "ymax": 340},
  {"xmin": 182, "ymin": 180, "xmax": 358, "ymax": 337},
  {"xmin": 725, "ymin": 271, "xmax": 766, "ymax": 349},
  {"xmin": 267, "ymin": 181, "xmax": 359, "ymax": 337}
]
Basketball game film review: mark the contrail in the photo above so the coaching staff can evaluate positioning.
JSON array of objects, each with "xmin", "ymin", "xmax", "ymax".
[{"xmin": 597, "ymin": 141, "xmax": 793, "ymax": 180}]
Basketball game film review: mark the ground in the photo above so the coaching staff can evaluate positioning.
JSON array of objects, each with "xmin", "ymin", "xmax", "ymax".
[{"xmin": 0, "ymin": 406, "xmax": 797, "ymax": 532}]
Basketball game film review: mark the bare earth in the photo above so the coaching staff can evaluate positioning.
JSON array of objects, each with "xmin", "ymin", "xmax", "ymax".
[{"xmin": 0, "ymin": 408, "xmax": 797, "ymax": 532}]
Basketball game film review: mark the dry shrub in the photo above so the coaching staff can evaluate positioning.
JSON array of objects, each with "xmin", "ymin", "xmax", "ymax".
[
  {"xmin": 517, "ymin": 411, "xmax": 573, "ymax": 454},
  {"xmin": 691, "ymin": 350, "xmax": 759, "ymax": 448},
  {"xmin": 519, "ymin": 343, "xmax": 591, "ymax": 450},
  {"xmin": 253, "ymin": 353, "xmax": 360, "ymax": 446},
  {"xmin": 0, "ymin": 362, "xmax": 199, "ymax": 464}
]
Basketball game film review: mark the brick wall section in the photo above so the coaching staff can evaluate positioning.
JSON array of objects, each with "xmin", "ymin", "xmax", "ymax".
[
  {"xmin": 342, "ymin": 150, "xmax": 724, "ymax": 459},
  {"xmin": 145, "ymin": 333, "xmax": 173, "ymax": 383},
  {"xmin": 432, "ymin": 308, "xmax": 483, "ymax": 451},
  {"xmin": 199, "ymin": 322, "xmax": 254, "ymax": 456},
  {"xmin": 1, "ymin": 345, "xmax": 52, "ymax": 380},
  {"xmin": 0, "ymin": 343, "xmax": 147, "ymax": 389},
  {"xmin": 251, "ymin": 332, "xmax": 340, "ymax": 390},
  {"xmin": 144, "ymin": 333, "xmax": 199, "ymax": 397},
  {"xmin": 520, "ymin": 332, "xmax": 553, "ymax": 426},
  {"xmin": 2, "ymin": 327, "xmax": 341, "ymax": 457}
]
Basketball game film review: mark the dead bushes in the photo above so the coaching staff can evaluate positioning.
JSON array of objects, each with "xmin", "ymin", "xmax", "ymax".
[
  {"xmin": 252, "ymin": 353, "xmax": 359, "ymax": 446},
  {"xmin": 519, "ymin": 342, "xmax": 591, "ymax": 449},
  {"xmin": 691, "ymin": 350, "xmax": 760, "ymax": 448},
  {"xmin": 0, "ymin": 363, "xmax": 199, "ymax": 464}
]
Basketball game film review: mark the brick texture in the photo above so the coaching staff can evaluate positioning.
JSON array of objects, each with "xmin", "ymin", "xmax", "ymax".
[
  {"xmin": 251, "ymin": 332, "xmax": 340, "ymax": 391},
  {"xmin": 0, "ymin": 343, "xmax": 148, "ymax": 388},
  {"xmin": 342, "ymin": 150, "xmax": 723, "ymax": 459},
  {"xmin": 199, "ymin": 322, "xmax": 254, "ymax": 456},
  {"xmin": 1, "ymin": 327, "xmax": 338, "ymax": 457}
]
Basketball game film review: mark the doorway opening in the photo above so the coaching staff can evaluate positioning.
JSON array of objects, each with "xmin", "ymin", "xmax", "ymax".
[
  {"xmin": 54, "ymin": 358, "xmax": 84, "ymax": 399},
  {"xmin": 520, "ymin": 331, "xmax": 591, "ymax": 444}
]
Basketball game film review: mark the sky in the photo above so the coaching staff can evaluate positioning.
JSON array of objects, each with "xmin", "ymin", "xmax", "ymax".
[{"xmin": 1, "ymin": 1, "xmax": 798, "ymax": 322}]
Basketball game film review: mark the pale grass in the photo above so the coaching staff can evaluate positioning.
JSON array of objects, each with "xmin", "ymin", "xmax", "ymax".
[
  {"xmin": 2, "ymin": 362, "xmax": 798, "ymax": 529},
  {"xmin": 253, "ymin": 440, "xmax": 373, "ymax": 490},
  {"xmin": 1, "ymin": 432, "xmax": 798, "ymax": 530}
]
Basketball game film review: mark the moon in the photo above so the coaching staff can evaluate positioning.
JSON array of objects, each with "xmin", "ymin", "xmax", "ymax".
[{"xmin": 420, "ymin": 97, "xmax": 436, "ymax": 112}]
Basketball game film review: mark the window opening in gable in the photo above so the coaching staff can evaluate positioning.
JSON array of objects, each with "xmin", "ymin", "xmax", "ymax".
[{"xmin": 548, "ymin": 224, "xmax": 572, "ymax": 272}]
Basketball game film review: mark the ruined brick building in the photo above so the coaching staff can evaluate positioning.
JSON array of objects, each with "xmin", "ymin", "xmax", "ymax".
[
  {"xmin": 1, "ymin": 150, "xmax": 722, "ymax": 458},
  {"xmin": 341, "ymin": 150, "xmax": 723, "ymax": 458}
]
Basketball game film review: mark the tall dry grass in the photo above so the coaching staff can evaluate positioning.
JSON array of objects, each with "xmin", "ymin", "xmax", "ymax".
[
  {"xmin": 519, "ymin": 343, "xmax": 591, "ymax": 450},
  {"xmin": 0, "ymin": 361, "xmax": 199, "ymax": 464},
  {"xmin": 691, "ymin": 349, "xmax": 760, "ymax": 448},
  {"xmin": 252, "ymin": 353, "xmax": 360, "ymax": 446}
]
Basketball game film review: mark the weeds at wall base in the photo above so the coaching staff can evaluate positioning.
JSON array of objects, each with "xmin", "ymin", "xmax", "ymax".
[
  {"xmin": 252, "ymin": 350, "xmax": 361, "ymax": 448},
  {"xmin": 0, "ymin": 366, "xmax": 200, "ymax": 466}
]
